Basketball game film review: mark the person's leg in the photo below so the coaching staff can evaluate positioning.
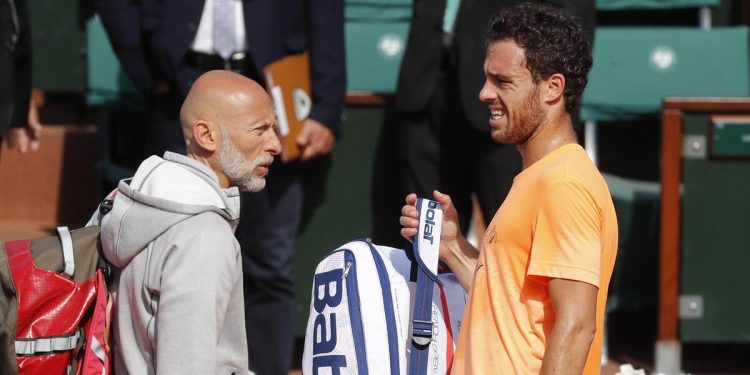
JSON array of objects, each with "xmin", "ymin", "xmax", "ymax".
[
  {"xmin": 438, "ymin": 52, "xmax": 478, "ymax": 233},
  {"xmin": 149, "ymin": 90, "xmax": 186, "ymax": 156},
  {"xmin": 147, "ymin": 64, "xmax": 207, "ymax": 157},
  {"xmin": 398, "ymin": 56, "xmax": 473, "ymax": 234},
  {"xmin": 0, "ymin": 45, "xmax": 12, "ymax": 140},
  {"xmin": 237, "ymin": 160, "xmax": 302, "ymax": 375},
  {"xmin": 370, "ymin": 107, "xmax": 408, "ymax": 247},
  {"xmin": 469, "ymin": 139, "xmax": 521, "ymax": 228},
  {"xmin": 441, "ymin": 40, "xmax": 521, "ymax": 232},
  {"xmin": 398, "ymin": 108, "xmax": 441, "ymax": 197}
]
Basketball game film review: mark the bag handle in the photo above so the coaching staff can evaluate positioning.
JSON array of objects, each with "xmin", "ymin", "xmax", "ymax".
[
  {"xmin": 409, "ymin": 198, "xmax": 443, "ymax": 375},
  {"xmin": 55, "ymin": 227, "xmax": 75, "ymax": 278}
]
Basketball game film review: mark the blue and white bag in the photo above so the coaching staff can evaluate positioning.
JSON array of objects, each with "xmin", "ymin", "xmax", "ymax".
[{"xmin": 302, "ymin": 198, "xmax": 467, "ymax": 375}]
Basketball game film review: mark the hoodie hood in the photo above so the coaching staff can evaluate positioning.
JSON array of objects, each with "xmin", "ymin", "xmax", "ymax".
[{"xmin": 100, "ymin": 152, "xmax": 241, "ymax": 267}]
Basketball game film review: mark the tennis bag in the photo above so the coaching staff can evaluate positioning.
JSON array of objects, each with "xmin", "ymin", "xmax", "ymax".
[
  {"xmin": 302, "ymin": 198, "xmax": 467, "ymax": 375},
  {"xmin": 0, "ymin": 204, "xmax": 114, "ymax": 375}
]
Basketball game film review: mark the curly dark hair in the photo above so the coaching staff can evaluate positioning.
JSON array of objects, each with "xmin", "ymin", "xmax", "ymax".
[{"xmin": 485, "ymin": 2, "xmax": 592, "ymax": 113}]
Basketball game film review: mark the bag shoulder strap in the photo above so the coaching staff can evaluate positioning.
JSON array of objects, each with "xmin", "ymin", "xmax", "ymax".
[{"xmin": 408, "ymin": 198, "xmax": 443, "ymax": 375}]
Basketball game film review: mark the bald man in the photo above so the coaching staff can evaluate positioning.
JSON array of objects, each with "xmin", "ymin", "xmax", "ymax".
[{"xmin": 95, "ymin": 70, "xmax": 280, "ymax": 374}]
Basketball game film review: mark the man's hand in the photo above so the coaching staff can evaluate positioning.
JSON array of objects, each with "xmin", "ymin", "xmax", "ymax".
[
  {"xmin": 296, "ymin": 118, "xmax": 334, "ymax": 162},
  {"xmin": 399, "ymin": 193, "xmax": 420, "ymax": 246},
  {"xmin": 400, "ymin": 190, "xmax": 478, "ymax": 291},
  {"xmin": 399, "ymin": 191, "xmax": 462, "ymax": 259},
  {"xmin": 5, "ymin": 94, "xmax": 42, "ymax": 153}
]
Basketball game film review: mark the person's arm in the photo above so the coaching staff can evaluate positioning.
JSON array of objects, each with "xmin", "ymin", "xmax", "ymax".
[
  {"xmin": 296, "ymin": 118, "xmax": 335, "ymax": 162},
  {"xmin": 3, "ymin": 0, "xmax": 41, "ymax": 152},
  {"xmin": 97, "ymin": 0, "xmax": 158, "ymax": 96},
  {"xmin": 5, "ymin": 89, "xmax": 42, "ymax": 153},
  {"xmin": 155, "ymin": 222, "xmax": 240, "ymax": 373},
  {"xmin": 539, "ymin": 278, "xmax": 598, "ymax": 375},
  {"xmin": 400, "ymin": 190, "xmax": 478, "ymax": 291},
  {"xmin": 296, "ymin": 0, "xmax": 345, "ymax": 162},
  {"xmin": 439, "ymin": 229, "xmax": 479, "ymax": 291},
  {"xmin": 529, "ymin": 179, "xmax": 605, "ymax": 373}
]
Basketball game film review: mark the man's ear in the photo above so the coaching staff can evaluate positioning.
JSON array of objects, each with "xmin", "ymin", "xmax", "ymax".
[
  {"xmin": 543, "ymin": 73, "xmax": 565, "ymax": 105},
  {"xmin": 192, "ymin": 121, "xmax": 220, "ymax": 152}
]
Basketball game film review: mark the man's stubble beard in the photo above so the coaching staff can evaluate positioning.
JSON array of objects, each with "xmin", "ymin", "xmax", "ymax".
[
  {"xmin": 494, "ymin": 84, "xmax": 546, "ymax": 145},
  {"xmin": 217, "ymin": 127, "xmax": 272, "ymax": 192}
]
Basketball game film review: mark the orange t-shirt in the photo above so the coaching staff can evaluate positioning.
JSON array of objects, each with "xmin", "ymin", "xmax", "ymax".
[{"xmin": 452, "ymin": 144, "xmax": 618, "ymax": 375}]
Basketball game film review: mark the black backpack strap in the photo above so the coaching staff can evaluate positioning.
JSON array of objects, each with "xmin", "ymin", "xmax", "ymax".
[{"xmin": 95, "ymin": 190, "xmax": 118, "ymax": 280}]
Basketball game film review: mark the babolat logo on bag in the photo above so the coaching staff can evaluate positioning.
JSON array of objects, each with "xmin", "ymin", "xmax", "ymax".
[{"xmin": 302, "ymin": 198, "xmax": 467, "ymax": 375}]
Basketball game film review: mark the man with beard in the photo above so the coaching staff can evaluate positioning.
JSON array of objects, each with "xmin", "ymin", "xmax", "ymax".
[
  {"xmin": 96, "ymin": 3, "xmax": 344, "ymax": 370},
  {"xmin": 399, "ymin": 4, "xmax": 617, "ymax": 374},
  {"xmin": 393, "ymin": 0, "xmax": 593, "ymax": 237},
  {"xmin": 97, "ymin": 70, "xmax": 280, "ymax": 374}
]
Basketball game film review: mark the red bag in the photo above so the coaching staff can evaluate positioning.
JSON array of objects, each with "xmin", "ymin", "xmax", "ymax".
[{"xmin": 1, "ymin": 225, "xmax": 114, "ymax": 375}]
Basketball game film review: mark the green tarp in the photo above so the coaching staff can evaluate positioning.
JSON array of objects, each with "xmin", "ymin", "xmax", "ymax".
[
  {"xmin": 596, "ymin": 0, "xmax": 719, "ymax": 10},
  {"xmin": 345, "ymin": 0, "xmax": 412, "ymax": 21},
  {"xmin": 346, "ymin": 21, "xmax": 409, "ymax": 93},
  {"xmin": 581, "ymin": 27, "xmax": 750, "ymax": 122}
]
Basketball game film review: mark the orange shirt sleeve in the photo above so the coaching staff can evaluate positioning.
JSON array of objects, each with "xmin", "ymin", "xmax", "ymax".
[{"xmin": 527, "ymin": 179, "xmax": 602, "ymax": 288}]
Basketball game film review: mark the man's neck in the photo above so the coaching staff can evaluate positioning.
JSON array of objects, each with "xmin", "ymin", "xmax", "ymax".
[
  {"xmin": 187, "ymin": 150, "xmax": 231, "ymax": 188},
  {"xmin": 516, "ymin": 111, "xmax": 578, "ymax": 170}
]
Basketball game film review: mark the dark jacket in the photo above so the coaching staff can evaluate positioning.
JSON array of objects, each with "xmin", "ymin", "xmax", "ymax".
[
  {"xmin": 98, "ymin": 0, "xmax": 346, "ymax": 135},
  {"xmin": 394, "ymin": 0, "xmax": 595, "ymax": 131}
]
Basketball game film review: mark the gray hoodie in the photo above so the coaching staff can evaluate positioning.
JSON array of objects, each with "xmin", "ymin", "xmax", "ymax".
[{"xmin": 99, "ymin": 152, "xmax": 250, "ymax": 375}]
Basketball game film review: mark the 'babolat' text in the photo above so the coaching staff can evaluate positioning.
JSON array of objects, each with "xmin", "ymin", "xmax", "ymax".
[
  {"xmin": 423, "ymin": 200, "xmax": 438, "ymax": 244},
  {"xmin": 312, "ymin": 269, "xmax": 346, "ymax": 374}
]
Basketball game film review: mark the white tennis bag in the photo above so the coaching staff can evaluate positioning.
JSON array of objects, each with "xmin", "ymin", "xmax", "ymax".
[{"xmin": 302, "ymin": 198, "xmax": 467, "ymax": 375}]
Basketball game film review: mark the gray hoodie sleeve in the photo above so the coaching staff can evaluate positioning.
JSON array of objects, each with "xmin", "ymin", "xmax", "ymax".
[{"xmin": 152, "ymin": 214, "xmax": 248, "ymax": 374}]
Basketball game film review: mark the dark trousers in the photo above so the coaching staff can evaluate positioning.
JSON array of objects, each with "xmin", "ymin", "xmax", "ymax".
[
  {"xmin": 236, "ymin": 161, "xmax": 299, "ymax": 375},
  {"xmin": 237, "ymin": 157, "xmax": 329, "ymax": 375},
  {"xmin": 0, "ymin": 0, "xmax": 20, "ymax": 137},
  {"xmin": 0, "ymin": 46, "xmax": 12, "ymax": 136},
  {"xmin": 148, "ymin": 65, "xmax": 329, "ymax": 375},
  {"xmin": 149, "ymin": 91, "xmax": 186, "ymax": 156},
  {"xmin": 397, "ymin": 49, "xmax": 522, "ymax": 233}
]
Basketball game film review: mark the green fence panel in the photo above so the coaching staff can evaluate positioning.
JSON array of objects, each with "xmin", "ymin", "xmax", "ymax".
[{"xmin": 680, "ymin": 116, "xmax": 750, "ymax": 342}]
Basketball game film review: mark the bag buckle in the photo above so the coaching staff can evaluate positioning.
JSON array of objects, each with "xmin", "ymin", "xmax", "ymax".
[{"xmin": 411, "ymin": 319, "xmax": 433, "ymax": 346}]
